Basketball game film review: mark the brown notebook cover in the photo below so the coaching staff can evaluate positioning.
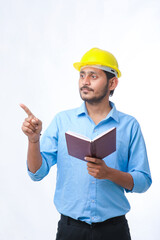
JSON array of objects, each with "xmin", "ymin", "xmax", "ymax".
[{"xmin": 65, "ymin": 127, "xmax": 116, "ymax": 161}]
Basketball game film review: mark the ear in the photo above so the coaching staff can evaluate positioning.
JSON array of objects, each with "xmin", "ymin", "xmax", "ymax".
[{"xmin": 109, "ymin": 77, "xmax": 118, "ymax": 91}]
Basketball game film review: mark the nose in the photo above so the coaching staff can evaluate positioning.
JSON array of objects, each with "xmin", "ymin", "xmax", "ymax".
[{"xmin": 83, "ymin": 75, "xmax": 91, "ymax": 85}]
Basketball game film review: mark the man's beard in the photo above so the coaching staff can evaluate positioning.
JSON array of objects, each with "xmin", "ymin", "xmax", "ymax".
[{"xmin": 79, "ymin": 82, "xmax": 109, "ymax": 104}]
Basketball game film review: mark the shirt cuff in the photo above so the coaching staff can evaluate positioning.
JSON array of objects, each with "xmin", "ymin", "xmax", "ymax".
[
  {"xmin": 126, "ymin": 171, "xmax": 152, "ymax": 193},
  {"xmin": 27, "ymin": 158, "xmax": 49, "ymax": 181}
]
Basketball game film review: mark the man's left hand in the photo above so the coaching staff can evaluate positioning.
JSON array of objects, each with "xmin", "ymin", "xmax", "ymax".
[{"xmin": 85, "ymin": 157, "xmax": 109, "ymax": 179}]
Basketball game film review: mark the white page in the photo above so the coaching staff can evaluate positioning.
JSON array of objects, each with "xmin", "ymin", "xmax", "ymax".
[
  {"xmin": 66, "ymin": 131, "xmax": 91, "ymax": 142},
  {"xmin": 92, "ymin": 127, "xmax": 115, "ymax": 141}
]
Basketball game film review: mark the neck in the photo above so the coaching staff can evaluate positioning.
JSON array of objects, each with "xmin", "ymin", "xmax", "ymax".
[{"xmin": 85, "ymin": 98, "xmax": 112, "ymax": 125}]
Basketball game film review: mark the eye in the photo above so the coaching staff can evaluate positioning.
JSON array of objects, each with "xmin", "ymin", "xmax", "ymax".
[
  {"xmin": 80, "ymin": 73, "xmax": 85, "ymax": 78},
  {"xmin": 91, "ymin": 75, "xmax": 97, "ymax": 79}
]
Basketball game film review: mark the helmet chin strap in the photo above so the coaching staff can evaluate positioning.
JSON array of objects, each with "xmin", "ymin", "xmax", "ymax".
[{"xmin": 81, "ymin": 65, "xmax": 118, "ymax": 77}]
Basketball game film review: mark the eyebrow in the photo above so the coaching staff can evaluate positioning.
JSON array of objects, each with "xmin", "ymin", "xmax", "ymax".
[{"xmin": 80, "ymin": 70, "xmax": 97, "ymax": 75}]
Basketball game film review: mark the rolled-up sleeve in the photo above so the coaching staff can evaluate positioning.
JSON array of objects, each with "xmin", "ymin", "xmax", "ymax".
[
  {"xmin": 126, "ymin": 121, "xmax": 152, "ymax": 193},
  {"xmin": 27, "ymin": 157, "xmax": 50, "ymax": 181},
  {"xmin": 27, "ymin": 116, "xmax": 58, "ymax": 181}
]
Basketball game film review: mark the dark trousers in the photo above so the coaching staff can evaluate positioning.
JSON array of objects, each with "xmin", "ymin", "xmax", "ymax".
[{"xmin": 56, "ymin": 214, "xmax": 131, "ymax": 240}]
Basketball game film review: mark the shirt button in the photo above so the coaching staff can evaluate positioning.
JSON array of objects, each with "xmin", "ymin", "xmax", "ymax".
[
  {"xmin": 92, "ymin": 217, "xmax": 94, "ymax": 220},
  {"xmin": 92, "ymin": 181, "xmax": 95, "ymax": 184},
  {"xmin": 92, "ymin": 200, "xmax": 95, "ymax": 203}
]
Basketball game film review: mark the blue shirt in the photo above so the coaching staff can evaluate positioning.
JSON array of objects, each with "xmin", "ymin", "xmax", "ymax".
[{"xmin": 28, "ymin": 102, "xmax": 152, "ymax": 224}]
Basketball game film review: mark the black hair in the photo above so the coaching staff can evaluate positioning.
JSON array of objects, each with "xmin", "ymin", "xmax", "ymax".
[{"xmin": 103, "ymin": 71, "xmax": 115, "ymax": 96}]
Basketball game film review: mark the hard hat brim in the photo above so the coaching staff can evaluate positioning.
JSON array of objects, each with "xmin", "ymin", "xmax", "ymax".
[{"xmin": 73, "ymin": 62, "xmax": 121, "ymax": 78}]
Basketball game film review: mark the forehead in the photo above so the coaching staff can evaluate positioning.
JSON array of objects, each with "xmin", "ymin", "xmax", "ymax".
[{"xmin": 80, "ymin": 67, "xmax": 104, "ymax": 75}]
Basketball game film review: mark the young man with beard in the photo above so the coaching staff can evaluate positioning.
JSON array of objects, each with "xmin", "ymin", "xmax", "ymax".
[{"xmin": 20, "ymin": 48, "xmax": 152, "ymax": 240}]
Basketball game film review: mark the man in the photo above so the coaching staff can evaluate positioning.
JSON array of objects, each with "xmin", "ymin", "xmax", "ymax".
[{"xmin": 21, "ymin": 48, "xmax": 152, "ymax": 240}]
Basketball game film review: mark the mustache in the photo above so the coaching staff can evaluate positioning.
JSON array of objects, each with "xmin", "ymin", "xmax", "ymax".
[{"xmin": 80, "ymin": 86, "xmax": 94, "ymax": 91}]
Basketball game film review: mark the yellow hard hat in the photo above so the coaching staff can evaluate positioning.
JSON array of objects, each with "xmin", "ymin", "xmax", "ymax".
[{"xmin": 73, "ymin": 47, "xmax": 121, "ymax": 78}]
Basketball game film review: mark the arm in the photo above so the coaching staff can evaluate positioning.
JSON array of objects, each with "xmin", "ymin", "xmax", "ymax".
[
  {"xmin": 86, "ymin": 157, "xmax": 134, "ymax": 190},
  {"xmin": 20, "ymin": 104, "xmax": 42, "ymax": 173},
  {"xmin": 126, "ymin": 121, "xmax": 152, "ymax": 193},
  {"xmin": 27, "ymin": 141, "xmax": 42, "ymax": 173}
]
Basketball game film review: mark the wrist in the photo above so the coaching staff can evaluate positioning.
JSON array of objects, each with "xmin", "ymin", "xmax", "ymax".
[
  {"xmin": 104, "ymin": 166, "xmax": 113, "ymax": 180},
  {"xmin": 29, "ymin": 139, "xmax": 39, "ymax": 143},
  {"xmin": 28, "ymin": 134, "xmax": 41, "ymax": 143}
]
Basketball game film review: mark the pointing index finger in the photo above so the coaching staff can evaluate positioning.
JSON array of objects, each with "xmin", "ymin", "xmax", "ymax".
[{"xmin": 20, "ymin": 104, "xmax": 34, "ymax": 117}]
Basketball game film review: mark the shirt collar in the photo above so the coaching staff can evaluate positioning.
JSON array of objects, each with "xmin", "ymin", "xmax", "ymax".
[
  {"xmin": 76, "ymin": 102, "xmax": 87, "ymax": 116},
  {"xmin": 76, "ymin": 101, "xmax": 119, "ymax": 123},
  {"xmin": 107, "ymin": 101, "xmax": 119, "ymax": 123}
]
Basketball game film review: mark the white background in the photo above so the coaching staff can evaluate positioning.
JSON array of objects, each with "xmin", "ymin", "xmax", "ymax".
[{"xmin": 0, "ymin": 0, "xmax": 160, "ymax": 239}]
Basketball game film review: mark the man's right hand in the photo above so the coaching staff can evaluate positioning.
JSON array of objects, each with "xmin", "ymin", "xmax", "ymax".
[{"xmin": 20, "ymin": 104, "xmax": 42, "ymax": 143}]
